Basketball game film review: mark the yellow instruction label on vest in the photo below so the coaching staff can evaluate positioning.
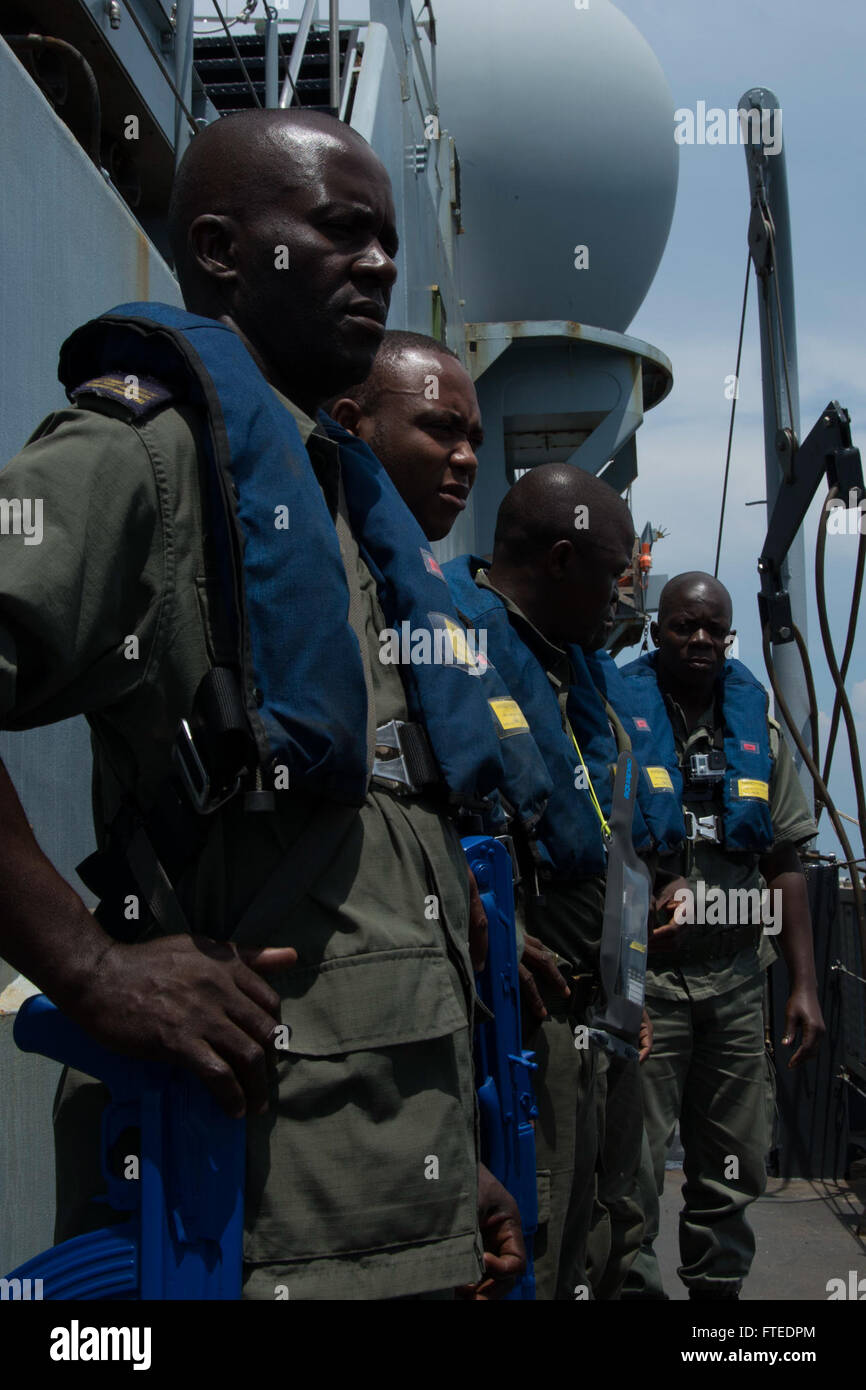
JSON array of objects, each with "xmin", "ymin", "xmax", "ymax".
[
  {"xmin": 489, "ymin": 698, "xmax": 530, "ymax": 733},
  {"xmin": 736, "ymin": 778, "xmax": 769, "ymax": 800},
  {"xmin": 645, "ymin": 766, "xmax": 674, "ymax": 792}
]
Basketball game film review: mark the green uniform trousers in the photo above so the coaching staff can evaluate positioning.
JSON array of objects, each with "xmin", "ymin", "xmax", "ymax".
[
  {"xmin": 527, "ymin": 994, "xmax": 598, "ymax": 1300},
  {"xmin": 585, "ymin": 1049, "xmax": 645, "ymax": 1299},
  {"xmin": 626, "ymin": 973, "xmax": 771, "ymax": 1297}
]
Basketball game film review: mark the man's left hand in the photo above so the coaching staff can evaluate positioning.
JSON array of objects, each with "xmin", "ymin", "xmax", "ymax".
[
  {"xmin": 782, "ymin": 985, "xmax": 825, "ymax": 1067},
  {"xmin": 455, "ymin": 1163, "xmax": 526, "ymax": 1300}
]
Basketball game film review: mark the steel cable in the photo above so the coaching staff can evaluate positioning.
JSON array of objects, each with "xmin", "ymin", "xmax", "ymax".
[
  {"xmin": 714, "ymin": 252, "xmax": 751, "ymax": 578},
  {"xmin": 815, "ymin": 488, "xmax": 866, "ymax": 858},
  {"xmin": 761, "ymin": 623, "xmax": 866, "ymax": 964}
]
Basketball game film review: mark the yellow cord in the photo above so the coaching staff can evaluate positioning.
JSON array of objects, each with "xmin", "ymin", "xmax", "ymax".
[{"xmin": 567, "ymin": 723, "xmax": 612, "ymax": 841}]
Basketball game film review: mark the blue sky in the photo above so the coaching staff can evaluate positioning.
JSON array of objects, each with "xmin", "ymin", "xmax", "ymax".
[{"xmin": 613, "ymin": 0, "xmax": 866, "ymax": 859}]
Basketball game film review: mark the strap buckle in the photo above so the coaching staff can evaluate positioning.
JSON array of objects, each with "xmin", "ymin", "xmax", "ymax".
[
  {"xmin": 683, "ymin": 810, "xmax": 723, "ymax": 844},
  {"xmin": 494, "ymin": 833, "xmax": 521, "ymax": 887},
  {"xmin": 173, "ymin": 718, "xmax": 242, "ymax": 815},
  {"xmin": 372, "ymin": 719, "xmax": 438, "ymax": 795}
]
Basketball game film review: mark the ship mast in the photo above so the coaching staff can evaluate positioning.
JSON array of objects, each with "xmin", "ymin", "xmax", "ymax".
[{"xmin": 740, "ymin": 86, "xmax": 811, "ymax": 791}]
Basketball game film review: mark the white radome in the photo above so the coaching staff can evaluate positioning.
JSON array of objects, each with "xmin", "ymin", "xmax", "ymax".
[{"xmin": 432, "ymin": 0, "xmax": 679, "ymax": 332}]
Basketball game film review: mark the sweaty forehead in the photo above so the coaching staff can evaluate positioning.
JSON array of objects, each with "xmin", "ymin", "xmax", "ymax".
[
  {"xmin": 380, "ymin": 351, "xmax": 477, "ymax": 408},
  {"xmin": 667, "ymin": 594, "xmax": 732, "ymax": 625},
  {"xmin": 290, "ymin": 131, "xmax": 391, "ymax": 200}
]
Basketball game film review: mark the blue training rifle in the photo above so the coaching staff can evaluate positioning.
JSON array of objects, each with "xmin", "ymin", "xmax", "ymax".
[
  {"xmin": 2, "ymin": 993, "xmax": 244, "ymax": 1299},
  {"xmin": 463, "ymin": 834, "xmax": 538, "ymax": 1299}
]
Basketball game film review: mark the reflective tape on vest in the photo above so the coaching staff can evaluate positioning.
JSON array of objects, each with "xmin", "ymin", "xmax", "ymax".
[
  {"xmin": 489, "ymin": 698, "xmax": 530, "ymax": 735},
  {"xmin": 735, "ymin": 777, "xmax": 770, "ymax": 801},
  {"xmin": 644, "ymin": 766, "xmax": 675, "ymax": 793}
]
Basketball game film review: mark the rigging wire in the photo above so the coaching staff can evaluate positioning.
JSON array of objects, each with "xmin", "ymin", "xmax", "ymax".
[
  {"xmin": 714, "ymin": 252, "xmax": 751, "ymax": 578},
  {"xmin": 742, "ymin": 180, "xmax": 866, "ymax": 963},
  {"xmin": 210, "ymin": 0, "xmax": 263, "ymax": 106},
  {"xmin": 194, "ymin": 0, "xmax": 258, "ymax": 32},
  {"xmin": 790, "ymin": 623, "xmax": 821, "ymax": 813},
  {"xmin": 815, "ymin": 488, "xmax": 866, "ymax": 857},
  {"xmin": 760, "ymin": 622, "xmax": 866, "ymax": 962},
  {"xmin": 816, "ymin": 490, "xmax": 866, "ymax": 827}
]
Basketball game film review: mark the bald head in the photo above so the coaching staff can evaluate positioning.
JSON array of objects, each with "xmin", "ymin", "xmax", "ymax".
[
  {"xmin": 487, "ymin": 464, "xmax": 635, "ymax": 647},
  {"xmin": 493, "ymin": 464, "xmax": 634, "ymax": 566},
  {"xmin": 168, "ymin": 110, "xmax": 375, "ymax": 294},
  {"xmin": 335, "ymin": 330, "xmax": 461, "ymax": 413},
  {"xmin": 165, "ymin": 110, "xmax": 398, "ymax": 415},
  {"xmin": 652, "ymin": 570, "xmax": 734, "ymax": 700},
  {"xmin": 657, "ymin": 572, "xmax": 733, "ymax": 627}
]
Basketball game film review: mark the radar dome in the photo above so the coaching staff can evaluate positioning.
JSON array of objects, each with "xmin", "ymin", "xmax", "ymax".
[{"xmin": 433, "ymin": 0, "xmax": 678, "ymax": 333}]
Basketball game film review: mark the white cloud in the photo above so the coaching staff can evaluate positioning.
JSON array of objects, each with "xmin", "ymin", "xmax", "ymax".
[{"xmin": 851, "ymin": 679, "xmax": 866, "ymax": 719}]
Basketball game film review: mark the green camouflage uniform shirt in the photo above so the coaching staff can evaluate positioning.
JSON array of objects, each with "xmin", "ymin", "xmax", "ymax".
[{"xmin": 0, "ymin": 383, "xmax": 483, "ymax": 1299}]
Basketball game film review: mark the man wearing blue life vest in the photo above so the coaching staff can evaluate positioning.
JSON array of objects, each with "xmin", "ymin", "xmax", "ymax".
[
  {"xmin": 0, "ymin": 110, "xmax": 525, "ymax": 1299},
  {"xmin": 620, "ymin": 572, "xmax": 825, "ymax": 1301},
  {"xmin": 576, "ymin": 620, "xmax": 688, "ymax": 1300},
  {"xmin": 329, "ymin": 329, "xmax": 484, "ymax": 543},
  {"xmin": 332, "ymin": 349, "xmax": 690, "ymax": 1300},
  {"xmin": 439, "ymin": 464, "xmax": 678, "ymax": 1299}
]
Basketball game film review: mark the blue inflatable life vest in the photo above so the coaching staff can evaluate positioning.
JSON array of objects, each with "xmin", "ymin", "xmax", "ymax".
[
  {"xmin": 443, "ymin": 556, "xmax": 610, "ymax": 878},
  {"xmin": 583, "ymin": 649, "xmax": 685, "ymax": 855},
  {"xmin": 619, "ymin": 652, "xmax": 774, "ymax": 852},
  {"xmin": 59, "ymin": 304, "xmax": 505, "ymax": 809}
]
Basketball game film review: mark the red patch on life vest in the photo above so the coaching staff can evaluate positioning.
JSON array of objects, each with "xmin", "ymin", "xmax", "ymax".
[
  {"xmin": 633, "ymin": 717, "xmax": 650, "ymax": 731},
  {"xmin": 420, "ymin": 548, "xmax": 445, "ymax": 581},
  {"xmin": 741, "ymin": 741, "xmax": 759, "ymax": 752}
]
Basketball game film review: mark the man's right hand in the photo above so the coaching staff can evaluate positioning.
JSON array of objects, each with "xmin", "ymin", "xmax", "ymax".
[
  {"xmin": 648, "ymin": 876, "xmax": 691, "ymax": 954},
  {"xmin": 72, "ymin": 935, "xmax": 297, "ymax": 1118},
  {"xmin": 518, "ymin": 933, "xmax": 571, "ymax": 1021}
]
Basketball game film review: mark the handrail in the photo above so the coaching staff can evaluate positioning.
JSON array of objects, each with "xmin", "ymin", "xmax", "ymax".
[
  {"xmin": 329, "ymin": 0, "xmax": 340, "ymax": 112},
  {"xmin": 279, "ymin": 0, "xmax": 317, "ymax": 107},
  {"xmin": 87, "ymin": 0, "xmax": 437, "ymax": 154},
  {"xmin": 338, "ymin": 26, "xmax": 360, "ymax": 121},
  {"xmin": 209, "ymin": 0, "xmax": 262, "ymax": 105}
]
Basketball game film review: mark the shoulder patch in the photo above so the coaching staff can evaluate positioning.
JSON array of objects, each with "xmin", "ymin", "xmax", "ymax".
[{"xmin": 71, "ymin": 373, "xmax": 174, "ymax": 418}]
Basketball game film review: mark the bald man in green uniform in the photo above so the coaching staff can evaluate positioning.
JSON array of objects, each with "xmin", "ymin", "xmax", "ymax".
[
  {"xmin": 0, "ymin": 110, "xmax": 523, "ymax": 1300},
  {"xmin": 334, "ymin": 359, "xmax": 668, "ymax": 1300},
  {"xmin": 622, "ymin": 573, "xmax": 825, "ymax": 1300}
]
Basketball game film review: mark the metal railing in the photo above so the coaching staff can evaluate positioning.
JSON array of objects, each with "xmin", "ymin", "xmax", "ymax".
[{"xmin": 16, "ymin": 0, "xmax": 440, "ymax": 171}]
